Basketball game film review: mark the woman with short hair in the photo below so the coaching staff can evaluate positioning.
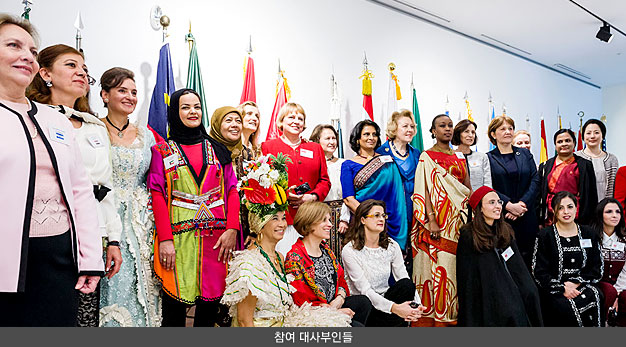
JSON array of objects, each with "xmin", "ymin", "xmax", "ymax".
[
  {"xmin": 452, "ymin": 119, "xmax": 491, "ymax": 191},
  {"xmin": 575, "ymin": 118, "xmax": 619, "ymax": 200},
  {"xmin": 513, "ymin": 130, "xmax": 531, "ymax": 150}
]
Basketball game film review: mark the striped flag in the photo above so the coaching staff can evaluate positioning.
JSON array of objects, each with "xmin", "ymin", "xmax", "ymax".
[
  {"xmin": 148, "ymin": 43, "xmax": 176, "ymax": 140},
  {"xmin": 540, "ymin": 118, "xmax": 549, "ymax": 163},
  {"xmin": 185, "ymin": 32, "xmax": 208, "ymax": 128},
  {"xmin": 410, "ymin": 79, "xmax": 424, "ymax": 152}
]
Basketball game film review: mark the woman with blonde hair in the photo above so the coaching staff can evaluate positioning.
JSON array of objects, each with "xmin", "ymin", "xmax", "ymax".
[{"xmin": 513, "ymin": 130, "xmax": 531, "ymax": 150}]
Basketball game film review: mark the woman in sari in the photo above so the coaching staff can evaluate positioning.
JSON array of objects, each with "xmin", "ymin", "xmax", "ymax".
[
  {"xmin": 340, "ymin": 119, "xmax": 409, "ymax": 253},
  {"xmin": 411, "ymin": 114, "xmax": 471, "ymax": 326},
  {"xmin": 537, "ymin": 129, "xmax": 597, "ymax": 227}
]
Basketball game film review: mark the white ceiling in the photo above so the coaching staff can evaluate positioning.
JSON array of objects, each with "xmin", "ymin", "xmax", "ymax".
[{"xmin": 371, "ymin": 0, "xmax": 626, "ymax": 88}]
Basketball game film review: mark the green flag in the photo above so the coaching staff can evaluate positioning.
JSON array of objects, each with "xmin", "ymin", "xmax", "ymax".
[
  {"xmin": 410, "ymin": 86, "xmax": 424, "ymax": 152},
  {"xmin": 185, "ymin": 33, "xmax": 208, "ymax": 128}
]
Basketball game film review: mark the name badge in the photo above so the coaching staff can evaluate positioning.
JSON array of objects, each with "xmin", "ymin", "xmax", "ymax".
[
  {"xmin": 379, "ymin": 155, "xmax": 393, "ymax": 163},
  {"xmin": 87, "ymin": 134, "xmax": 104, "ymax": 148},
  {"xmin": 49, "ymin": 127, "xmax": 68, "ymax": 145},
  {"xmin": 163, "ymin": 154, "xmax": 179, "ymax": 170},
  {"xmin": 300, "ymin": 149, "xmax": 313, "ymax": 159},
  {"xmin": 501, "ymin": 246, "xmax": 514, "ymax": 261},
  {"xmin": 580, "ymin": 239, "xmax": 592, "ymax": 248},
  {"xmin": 611, "ymin": 241, "xmax": 626, "ymax": 252},
  {"xmin": 455, "ymin": 152, "xmax": 465, "ymax": 159}
]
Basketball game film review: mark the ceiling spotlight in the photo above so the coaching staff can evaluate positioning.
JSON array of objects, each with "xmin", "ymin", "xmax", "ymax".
[{"xmin": 596, "ymin": 22, "xmax": 613, "ymax": 43}]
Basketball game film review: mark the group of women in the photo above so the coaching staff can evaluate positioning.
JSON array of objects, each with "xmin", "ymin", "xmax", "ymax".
[{"xmin": 1, "ymin": 14, "xmax": 626, "ymax": 328}]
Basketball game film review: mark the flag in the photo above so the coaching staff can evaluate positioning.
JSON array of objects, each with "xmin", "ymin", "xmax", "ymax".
[
  {"xmin": 540, "ymin": 118, "xmax": 549, "ymax": 163},
  {"xmin": 463, "ymin": 92, "xmax": 474, "ymax": 122},
  {"xmin": 21, "ymin": 0, "xmax": 32, "ymax": 20},
  {"xmin": 185, "ymin": 33, "xmax": 208, "ymax": 128},
  {"xmin": 410, "ymin": 81, "xmax": 424, "ymax": 152},
  {"xmin": 488, "ymin": 93, "xmax": 496, "ymax": 150},
  {"xmin": 386, "ymin": 65, "xmax": 401, "ymax": 125},
  {"xmin": 360, "ymin": 68, "xmax": 374, "ymax": 121},
  {"xmin": 330, "ymin": 74, "xmax": 344, "ymax": 158},
  {"xmin": 576, "ymin": 114, "xmax": 584, "ymax": 151},
  {"xmin": 444, "ymin": 95, "xmax": 450, "ymax": 116},
  {"xmin": 240, "ymin": 55, "xmax": 256, "ymax": 104},
  {"xmin": 265, "ymin": 69, "xmax": 290, "ymax": 141},
  {"xmin": 148, "ymin": 43, "xmax": 176, "ymax": 140}
]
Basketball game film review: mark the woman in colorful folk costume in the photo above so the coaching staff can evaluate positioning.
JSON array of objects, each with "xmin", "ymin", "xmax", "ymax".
[
  {"xmin": 149, "ymin": 89, "xmax": 240, "ymax": 327},
  {"xmin": 537, "ymin": 129, "xmax": 597, "ymax": 226},
  {"xmin": 26, "ymin": 44, "xmax": 123, "ymax": 327},
  {"xmin": 411, "ymin": 114, "xmax": 471, "ymax": 326},
  {"xmin": 221, "ymin": 155, "xmax": 351, "ymax": 327},
  {"xmin": 0, "ymin": 15, "xmax": 103, "ymax": 326},
  {"xmin": 591, "ymin": 198, "xmax": 626, "ymax": 326},
  {"xmin": 309, "ymin": 124, "xmax": 350, "ymax": 258},
  {"xmin": 261, "ymin": 103, "xmax": 331, "ymax": 256},
  {"xmin": 532, "ymin": 191, "xmax": 603, "ymax": 326},
  {"xmin": 96, "ymin": 67, "xmax": 160, "ymax": 326},
  {"xmin": 457, "ymin": 187, "xmax": 542, "ymax": 327},
  {"xmin": 341, "ymin": 120, "xmax": 409, "ymax": 254}
]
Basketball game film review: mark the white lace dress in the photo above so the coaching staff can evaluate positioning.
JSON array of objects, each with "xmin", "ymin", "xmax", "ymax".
[
  {"xmin": 99, "ymin": 126, "xmax": 161, "ymax": 327},
  {"xmin": 221, "ymin": 247, "xmax": 351, "ymax": 327}
]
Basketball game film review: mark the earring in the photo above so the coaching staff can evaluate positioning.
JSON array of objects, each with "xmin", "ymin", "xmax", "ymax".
[
  {"xmin": 104, "ymin": 99, "xmax": 109, "ymax": 103},
  {"xmin": 45, "ymin": 80, "xmax": 52, "ymax": 87},
  {"xmin": 256, "ymin": 231, "xmax": 263, "ymax": 242}
]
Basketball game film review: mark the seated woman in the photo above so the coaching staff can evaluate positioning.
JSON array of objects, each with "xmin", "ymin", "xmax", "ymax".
[
  {"xmin": 221, "ymin": 154, "xmax": 351, "ymax": 327},
  {"xmin": 285, "ymin": 201, "xmax": 372, "ymax": 326},
  {"xmin": 342, "ymin": 199, "xmax": 424, "ymax": 327},
  {"xmin": 532, "ymin": 191, "xmax": 603, "ymax": 327},
  {"xmin": 590, "ymin": 198, "xmax": 626, "ymax": 326},
  {"xmin": 457, "ymin": 186, "xmax": 542, "ymax": 327}
]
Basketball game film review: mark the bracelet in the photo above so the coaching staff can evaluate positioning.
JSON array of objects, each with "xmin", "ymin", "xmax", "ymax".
[
  {"xmin": 107, "ymin": 241, "xmax": 120, "ymax": 248},
  {"xmin": 337, "ymin": 289, "xmax": 347, "ymax": 300},
  {"xmin": 428, "ymin": 212, "xmax": 436, "ymax": 216}
]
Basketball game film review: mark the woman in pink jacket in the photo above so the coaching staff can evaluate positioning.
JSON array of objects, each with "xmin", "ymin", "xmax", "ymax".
[{"xmin": 0, "ymin": 14, "xmax": 104, "ymax": 326}]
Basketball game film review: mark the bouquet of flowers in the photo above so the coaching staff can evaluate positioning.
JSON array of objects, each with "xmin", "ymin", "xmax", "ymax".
[{"xmin": 238, "ymin": 153, "xmax": 291, "ymax": 217}]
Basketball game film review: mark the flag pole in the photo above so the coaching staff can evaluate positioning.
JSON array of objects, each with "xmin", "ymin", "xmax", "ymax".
[
  {"xmin": 187, "ymin": 21, "xmax": 193, "ymax": 53},
  {"xmin": 160, "ymin": 15, "xmax": 170, "ymax": 43},
  {"xmin": 21, "ymin": 0, "xmax": 32, "ymax": 21}
]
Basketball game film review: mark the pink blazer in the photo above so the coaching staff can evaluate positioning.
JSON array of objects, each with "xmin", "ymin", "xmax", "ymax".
[{"xmin": 0, "ymin": 100, "xmax": 104, "ymax": 293}]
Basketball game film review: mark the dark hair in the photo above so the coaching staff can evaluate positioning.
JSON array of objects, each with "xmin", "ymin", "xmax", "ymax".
[
  {"xmin": 100, "ymin": 67, "xmax": 135, "ymax": 107},
  {"xmin": 468, "ymin": 197, "xmax": 514, "ymax": 252},
  {"xmin": 582, "ymin": 118, "xmax": 607, "ymax": 142},
  {"xmin": 590, "ymin": 198, "xmax": 626, "ymax": 242},
  {"xmin": 343, "ymin": 199, "xmax": 390, "ymax": 251},
  {"xmin": 551, "ymin": 191, "xmax": 578, "ymax": 225},
  {"xmin": 26, "ymin": 44, "xmax": 92, "ymax": 113},
  {"xmin": 309, "ymin": 124, "xmax": 338, "ymax": 144},
  {"xmin": 553, "ymin": 128, "xmax": 576, "ymax": 144},
  {"xmin": 452, "ymin": 119, "xmax": 477, "ymax": 146},
  {"xmin": 430, "ymin": 114, "xmax": 451, "ymax": 139},
  {"xmin": 349, "ymin": 120, "xmax": 381, "ymax": 153}
]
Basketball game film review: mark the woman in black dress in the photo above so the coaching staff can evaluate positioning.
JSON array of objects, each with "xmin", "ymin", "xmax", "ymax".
[
  {"xmin": 457, "ymin": 186, "xmax": 542, "ymax": 326},
  {"xmin": 532, "ymin": 191, "xmax": 603, "ymax": 327}
]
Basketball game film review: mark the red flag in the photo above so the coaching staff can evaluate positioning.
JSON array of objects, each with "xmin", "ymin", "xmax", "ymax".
[
  {"xmin": 540, "ymin": 118, "xmax": 548, "ymax": 163},
  {"xmin": 265, "ymin": 78, "xmax": 287, "ymax": 141},
  {"xmin": 240, "ymin": 56, "xmax": 256, "ymax": 104},
  {"xmin": 577, "ymin": 128, "xmax": 584, "ymax": 150},
  {"xmin": 363, "ymin": 95, "xmax": 373, "ymax": 121}
]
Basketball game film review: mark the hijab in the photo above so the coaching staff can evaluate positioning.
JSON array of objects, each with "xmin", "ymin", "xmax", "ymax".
[
  {"xmin": 167, "ymin": 88, "xmax": 231, "ymax": 165},
  {"xmin": 209, "ymin": 106, "xmax": 243, "ymax": 160}
]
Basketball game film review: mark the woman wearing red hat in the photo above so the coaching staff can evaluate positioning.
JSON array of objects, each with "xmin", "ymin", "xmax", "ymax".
[{"xmin": 457, "ymin": 186, "xmax": 543, "ymax": 326}]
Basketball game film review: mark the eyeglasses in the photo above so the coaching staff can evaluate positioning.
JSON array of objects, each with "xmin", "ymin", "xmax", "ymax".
[
  {"xmin": 486, "ymin": 199, "xmax": 504, "ymax": 207},
  {"xmin": 87, "ymin": 75, "xmax": 96, "ymax": 86},
  {"xmin": 365, "ymin": 213, "xmax": 388, "ymax": 220}
]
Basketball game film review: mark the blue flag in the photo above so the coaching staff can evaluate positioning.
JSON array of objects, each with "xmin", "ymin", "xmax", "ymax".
[
  {"xmin": 148, "ymin": 44, "xmax": 176, "ymax": 140},
  {"xmin": 489, "ymin": 107, "xmax": 496, "ymax": 150}
]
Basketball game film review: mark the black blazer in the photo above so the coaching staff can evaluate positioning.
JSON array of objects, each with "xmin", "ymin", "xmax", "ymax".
[
  {"xmin": 536, "ymin": 154, "xmax": 598, "ymax": 226},
  {"xmin": 487, "ymin": 146, "xmax": 539, "ymax": 208}
]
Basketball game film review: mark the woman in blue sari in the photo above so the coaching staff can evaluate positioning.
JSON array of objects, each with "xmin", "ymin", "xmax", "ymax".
[{"xmin": 341, "ymin": 120, "xmax": 408, "ymax": 252}]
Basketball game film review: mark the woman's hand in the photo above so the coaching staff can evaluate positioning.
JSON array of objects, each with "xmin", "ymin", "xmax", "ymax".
[
  {"xmin": 391, "ymin": 301, "xmax": 421, "ymax": 321},
  {"xmin": 301, "ymin": 194, "xmax": 317, "ymax": 204},
  {"xmin": 244, "ymin": 235, "xmax": 256, "ymax": 248},
  {"xmin": 159, "ymin": 240, "xmax": 176, "ymax": 271},
  {"xmin": 328, "ymin": 295, "xmax": 345, "ymax": 310},
  {"xmin": 613, "ymin": 297, "xmax": 619, "ymax": 311},
  {"xmin": 75, "ymin": 275, "xmax": 100, "ymax": 294},
  {"xmin": 338, "ymin": 221, "xmax": 349, "ymax": 234},
  {"xmin": 563, "ymin": 281, "xmax": 581, "ymax": 299},
  {"xmin": 428, "ymin": 220, "xmax": 441, "ymax": 240},
  {"xmin": 215, "ymin": 228, "xmax": 238, "ymax": 264},
  {"xmin": 337, "ymin": 308, "xmax": 355, "ymax": 318},
  {"xmin": 506, "ymin": 202, "xmax": 528, "ymax": 217},
  {"xmin": 104, "ymin": 245, "xmax": 123, "ymax": 279}
]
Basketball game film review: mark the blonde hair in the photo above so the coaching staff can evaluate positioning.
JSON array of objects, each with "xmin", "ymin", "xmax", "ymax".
[
  {"xmin": 0, "ymin": 14, "xmax": 38, "ymax": 46},
  {"xmin": 293, "ymin": 202, "xmax": 331, "ymax": 237},
  {"xmin": 385, "ymin": 109, "xmax": 415, "ymax": 140},
  {"xmin": 513, "ymin": 130, "xmax": 531, "ymax": 141},
  {"xmin": 237, "ymin": 101, "xmax": 261, "ymax": 150},
  {"xmin": 487, "ymin": 115, "xmax": 516, "ymax": 145},
  {"xmin": 277, "ymin": 102, "xmax": 306, "ymax": 132}
]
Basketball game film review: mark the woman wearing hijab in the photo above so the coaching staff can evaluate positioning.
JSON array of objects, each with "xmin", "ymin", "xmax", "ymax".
[{"xmin": 148, "ymin": 89, "xmax": 241, "ymax": 327}]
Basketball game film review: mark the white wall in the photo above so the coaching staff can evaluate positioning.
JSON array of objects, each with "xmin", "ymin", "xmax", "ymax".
[
  {"xmin": 603, "ymin": 84, "xmax": 626, "ymax": 164},
  {"xmin": 5, "ymin": 0, "xmax": 602, "ymax": 160}
]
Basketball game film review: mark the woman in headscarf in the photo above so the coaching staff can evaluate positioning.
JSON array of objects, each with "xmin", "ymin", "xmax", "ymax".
[{"xmin": 148, "ymin": 88, "xmax": 241, "ymax": 327}]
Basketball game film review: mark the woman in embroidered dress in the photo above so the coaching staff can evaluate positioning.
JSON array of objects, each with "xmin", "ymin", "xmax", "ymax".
[
  {"xmin": 340, "ymin": 120, "xmax": 408, "ymax": 254},
  {"xmin": 590, "ymin": 198, "xmax": 626, "ymax": 326},
  {"xmin": 148, "ymin": 89, "xmax": 240, "ymax": 327},
  {"xmin": 575, "ymin": 119, "xmax": 619, "ymax": 201},
  {"xmin": 537, "ymin": 129, "xmax": 597, "ymax": 226},
  {"xmin": 341, "ymin": 199, "xmax": 424, "ymax": 327},
  {"xmin": 532, "ymin": 191, "xmax": 603, "ymax": 327},
  {"xmin": 0, "ymin": 14, "xmax": 103, "ymax": 327},
  {"xmin": 26, "ymin": 45, "xmax": 123, "ymax": 327},
  {"xmin": 285, "ymin": 201, "xmax": 372, "ymax": 326},
  {"xmin": 411, "ymin": 114, "xmax": 471, "ymax": 327},
  {"xmin": 309, "ymin": 124, "xmax": 350, "ymax": 258},
  {"xmin": 221, "ymin": 155, "xmax": 351, "ymax": 327},
  {"xmin": 97, "ymin": 67, "xmax": 160, "ymax": 327}
]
